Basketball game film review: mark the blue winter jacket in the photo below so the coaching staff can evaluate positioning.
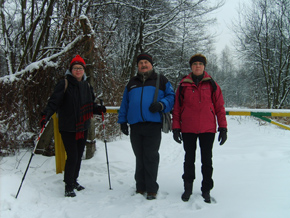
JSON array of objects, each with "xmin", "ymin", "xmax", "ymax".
[{"xmin": 118, "ymin": 71, "xmax": 175, "ymax": 125}]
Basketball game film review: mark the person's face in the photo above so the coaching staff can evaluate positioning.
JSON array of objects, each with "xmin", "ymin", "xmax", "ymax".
[
  {"xmin": 138, "ymin": 60, "xmax": 153, "ymax": 73},
  {"xmin": 71, "ymin": 64, "xmax": 85, "ymax": 81},
  {"xmin": 191, "ymin": 62, "xmax": 205, "ymax": 76}
]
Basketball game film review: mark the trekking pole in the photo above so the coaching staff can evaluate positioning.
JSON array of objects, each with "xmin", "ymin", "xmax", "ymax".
[
  {"xmin": 16, "ymin": 122, "xmax": 47, "ymax": 198},
  {"xmin": 99, "ymin": 99, "xmax": 112, "ymax": 190}
]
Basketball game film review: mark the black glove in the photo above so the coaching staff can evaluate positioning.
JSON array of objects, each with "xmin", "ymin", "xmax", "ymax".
[
  {"xmin": 149, "ymin": 102, "xmax": 163, "ymax": 113},
  {"xmin": 121, "ymin": 123, "xmax": 129, "ymax": 136},
  {"xmin": 173, "ymin": 129, "xmax": 182, "ymax": 144},
  {"xmin": 93, "ymin": 103, "xmax": 106, "ymax": 115},
  {"xmin": 40, "ymin": 115, "xmax": 47, "ymax": 127},
  {"xmin": 218, "ymin": 128, "xmax": 227, "ymax": 145}
]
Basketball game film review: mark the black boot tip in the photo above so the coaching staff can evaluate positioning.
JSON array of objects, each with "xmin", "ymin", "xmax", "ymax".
[
  {"xmin": 202, "ymin": 192, "xmax": 211, "ymax": 203},
  {"xmin": 146, "ymin": 193, "xmax": 157, "ymax": 200},
  {"xmin": 65, "ymin": 192, "xmax": 76, "ymax": 197},
  {"xmin": 181, "ymin": 197, "xmax": 190, "ymax": 202},
  {"xmin": 181, "ymin": 192, "xmax": 191, "ymax": 202}
]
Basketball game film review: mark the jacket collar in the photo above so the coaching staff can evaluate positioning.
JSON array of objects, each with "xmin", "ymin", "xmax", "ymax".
[
  {"xmin": 181, "ymin": 71, "xmax": 211, "ymax": 84},
  {"xmin": 136, "ymin": 69, "xmax": 155, "ymax": 82}
]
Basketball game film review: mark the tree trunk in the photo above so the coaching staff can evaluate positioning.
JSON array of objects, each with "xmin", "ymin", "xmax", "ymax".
[
  {"xmin": 80, "ymin": 17, "xmax": 96, "ymax": 159},
  {"xmin": 85, "ymin": 119, "xmax": 96, "ymax": 159}
]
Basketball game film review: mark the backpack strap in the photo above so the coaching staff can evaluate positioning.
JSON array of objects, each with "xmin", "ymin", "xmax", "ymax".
[
  {"xmin": 209, "ymin": 78, "xmax": 217, "ymax": 92},
  {"xmin": 178, "ymin": 85, "xmax": 184, "ymax": 107},
  {"xmin": 64, "ymin": 79, "xmax": 68, "ymax": 93},
  {"xmin": 178, "ymin": 75, "xmax": 188, "ymax": 107},
  {"xmin": 153, "ymin": 73, "xmax": 160, "ymax": 103}
]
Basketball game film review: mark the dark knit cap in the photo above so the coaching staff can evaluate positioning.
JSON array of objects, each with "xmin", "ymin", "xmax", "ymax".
[
  {"xmin": 137, "ymin": 53, "xmax": 153, "ymax": 66},
  {"xmin": 70, "ymin": 55, "xmax": 86, "ymax": 70},
  {"xmin": 189, "ymin": 54, "xmax": 207, "ymax": 67}
]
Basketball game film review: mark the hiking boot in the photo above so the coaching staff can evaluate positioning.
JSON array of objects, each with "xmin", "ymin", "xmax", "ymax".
[
  {"xmin": 202, "ymin": 191, "xmax": 211, "ymax": 203},
  {"xmin": 73, "ymin": 182, "xmax": 85, "ymax": 191},
  {"xmin": 65, "ymin": 184, "xmax": 76, "ymax": 197},
  {"xmin": 146, "ymin": 192, "xmax": 157, "ymax": 200},
  {"xmin": 181, "ymin": 182, "xmax": 193, "ymax": 202}
]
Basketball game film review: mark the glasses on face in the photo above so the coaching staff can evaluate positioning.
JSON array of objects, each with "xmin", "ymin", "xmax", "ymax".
[
  {"xmin": 192, "ymin": 62, "xmax": 204, "ymax": 66},
  {"xmin": 72, "ymin": 67, "xmax": 84, "ymax": 71}
]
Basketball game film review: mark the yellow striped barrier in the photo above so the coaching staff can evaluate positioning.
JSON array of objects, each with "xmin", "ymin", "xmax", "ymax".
[
  {"xmin": 106, "ymin": 107, "xmax": 290, "ymax": 131},
  {"xmin": 51, "ymin": 107, "xmax": 289, "ymax": 173},
  {"xmin": 225, "ymin": 108, "xmax": 290, "ymax": 131},
  {"xmin": 106, "ymin": 107, "xmax": 120, "ymax": 114}
]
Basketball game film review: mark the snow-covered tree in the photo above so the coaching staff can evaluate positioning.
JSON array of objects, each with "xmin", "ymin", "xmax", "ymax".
[{"xmin": 233, "ymin": 0, "xmax": 290, "ymax": 109}]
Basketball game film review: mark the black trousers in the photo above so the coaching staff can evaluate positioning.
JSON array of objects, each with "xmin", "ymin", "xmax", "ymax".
[
  {"xmin": 60, "ymin": 130, "xmax": 87, "ymax": 185},
  {"xmin": 182, "ymin": 132, "xmax": 215, "ymax": 193},
  {"xmin": 130, "ymin": 122, "xmax": 162, "ymax": 193}
]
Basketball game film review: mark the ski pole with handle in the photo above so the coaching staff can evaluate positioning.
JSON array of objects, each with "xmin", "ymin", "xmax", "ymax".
[
  {"xmin": 16, "ymin": 122, "xmax": 47, "ymax": 198},
  {"xmin": 99, "ymin": 99, "xmax": 112, "ymax": 190}
]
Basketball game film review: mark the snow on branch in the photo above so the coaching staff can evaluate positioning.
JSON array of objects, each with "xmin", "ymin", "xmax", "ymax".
[
  {"xmin": 80, "ymin": 15, "xmax": 95, "ymax": 36},
  {"xmin": 0, "ymin": 36, "xmax": 83, "ymax": 83},
  {"xmin": 91, "ymin": 0, "xmax": 144, "ymax": 11}
]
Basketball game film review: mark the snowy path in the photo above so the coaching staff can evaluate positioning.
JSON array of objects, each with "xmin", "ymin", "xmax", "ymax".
[{"xmin": 1, "ymin": 116, "xmax": 290, "ymax": 218}]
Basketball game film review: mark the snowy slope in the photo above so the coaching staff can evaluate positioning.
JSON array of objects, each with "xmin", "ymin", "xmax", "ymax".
[{"xmin": 1, "ymin": 116, "xmax": 290, "ymax": 218}]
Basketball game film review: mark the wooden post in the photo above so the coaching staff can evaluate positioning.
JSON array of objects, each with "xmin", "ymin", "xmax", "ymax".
[
  {"xmin": 35, "ymin": 119, "xmax": 54, "ymax": 155},
  {"xmin": 80, "ymin": 17, "xmax": 96, "ymax": 159}
]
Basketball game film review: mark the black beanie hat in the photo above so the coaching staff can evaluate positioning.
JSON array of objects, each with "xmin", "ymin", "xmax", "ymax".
[
  {"xmin": 137, "ymin": 53, "xmax": 153, "ymax": 66},
  {"xmin": 189, "ymin": 54, "xmax": 207, "ymax": 67}
]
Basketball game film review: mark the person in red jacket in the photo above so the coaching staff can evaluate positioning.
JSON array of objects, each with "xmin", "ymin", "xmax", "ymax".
[{"xmin": 172, "ymin": 53, "xmax": 227, "ymax": 203}]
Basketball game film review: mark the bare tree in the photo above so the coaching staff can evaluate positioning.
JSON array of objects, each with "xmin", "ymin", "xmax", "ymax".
[
  {"xmin": 91, "ymin": 0, "xmax": 224, "ymax": 82},
  {"xmin": 233, "ymin": 0, "xmax": 290, "ymax": 108},
  {"xmin": 157, "ymin": 0, "xmax": 224, "ymax": 90}
]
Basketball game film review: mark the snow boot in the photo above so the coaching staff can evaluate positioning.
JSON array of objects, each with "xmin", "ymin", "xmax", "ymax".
[
  {"xmin": 65, "ymin": 184, "xmax": 76, "ymax": 197},
  {"xmin": 202, "ymin": 191, "xmax": 211, "ymax": 203},
  {"xmin": 181, "ymin": 182, "xmax": 193, "ymax": 202},
  {"xmin": 146, "ymin": 192, "xmax": 157, "ymax": 200},
  {"xmin": 73, "ymin": 182, "xmax": 85, "ymax": 191}
]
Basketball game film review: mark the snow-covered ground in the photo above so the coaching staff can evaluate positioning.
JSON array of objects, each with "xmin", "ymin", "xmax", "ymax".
[{"xmin": 1, "ymin": 116, "xmax": 290, "ymax": 218}]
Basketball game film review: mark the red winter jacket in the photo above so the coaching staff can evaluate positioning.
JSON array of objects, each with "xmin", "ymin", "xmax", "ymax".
[{"xmin": 172, "ymin": 71, "xmax": 227, "ymax": 133}]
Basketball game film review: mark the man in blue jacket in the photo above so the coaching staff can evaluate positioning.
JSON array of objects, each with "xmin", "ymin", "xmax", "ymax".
[{"xmin": 118, "ymin": 53, "xmax": 175, "ymax": 200}]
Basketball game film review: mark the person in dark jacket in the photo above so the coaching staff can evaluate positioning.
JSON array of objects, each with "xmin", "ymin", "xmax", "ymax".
[
  {"xmin": 40, "ymin": 55, "xmax": 106, "ymax": 197},
  {"xmin": 118, "ymin": 53, "xmax": 175, "ymax": 200},
  {"xmin": 172, "ymin": 54, "xmax": 227, "ymax": 203}
]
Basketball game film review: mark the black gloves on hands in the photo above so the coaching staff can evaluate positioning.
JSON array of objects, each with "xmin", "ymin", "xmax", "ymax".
[
  {"xmin": 173, "ymin": 129, "xmax": 182, "ymax": 144},
  {"xmin": 121, "ymin": 123, "xmax": 129, "ymax": 136},
  {"xmin": 218, "ymin": 128, "xmax": 227, "ymax": 145},
  {"xmin": 40, "ymin": 115, "xmax": 47, "ymax": 128},
  {"xmin": 93, "ymin": 103, "xmax": 106, "ymax": 115},
  {"xmin": 173, "ymin": 128, "xmax": 227, "ymax": 145},
  {"xmin": 149, "ymin": 102, "xmax": 163, "ymax": 113}
]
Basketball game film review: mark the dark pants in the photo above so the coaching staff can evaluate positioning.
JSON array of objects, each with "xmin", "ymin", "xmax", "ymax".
[
  {"xmin": 60, "ymin": 130, "xmax": 87, "ymax": 185},
  {"xmin": 182, "ymin": 132, "xmax": 215, "ymax": 193},
  {"xmin": 130, "ymin": 122, "xmax": 162, "ymax": 193}
]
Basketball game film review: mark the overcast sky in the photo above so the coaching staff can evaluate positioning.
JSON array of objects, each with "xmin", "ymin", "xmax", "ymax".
[{"xmin": 211, "ymin": 0, "xmax": 251, "ymax": 54}]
